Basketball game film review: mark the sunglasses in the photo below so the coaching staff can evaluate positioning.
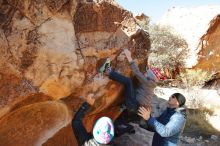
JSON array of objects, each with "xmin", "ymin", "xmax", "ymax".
[{"xmin": 171, "ymin": 95, "xmax": 176, "ymax": 99}]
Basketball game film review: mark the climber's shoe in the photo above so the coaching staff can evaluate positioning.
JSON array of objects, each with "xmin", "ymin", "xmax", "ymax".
[
  {"xmin": 99, "ymin": 58, "xmax": 112, "ymax": 75},
  {"xmin": 115, "ymin": 123, "xmax": 135, "ymax": 137}
]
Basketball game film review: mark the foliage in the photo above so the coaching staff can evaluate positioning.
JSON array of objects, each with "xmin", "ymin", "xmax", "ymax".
[
  {"xmin": 184, "ymin": 107, "xmax": 220, "ymax": 137},
  {"xmin": 136, "ymin": 21, "xmax": 189, "ymax": 70},
  {"xmin": 147, "ymin": 24, "xmax": 189, "ymax": 69},
  {"xmin": 178, "ymin": 69, "xmax": 212, "ymax": 88}
]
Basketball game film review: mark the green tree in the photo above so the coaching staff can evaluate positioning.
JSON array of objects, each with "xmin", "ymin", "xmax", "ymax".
[
  {"xmin": 137, "ymin": 23, "xmax": 189, "ymax": 70},
  {"xmin": 148, "ymin": 25, "xmax": 188, "ymax": 69}
]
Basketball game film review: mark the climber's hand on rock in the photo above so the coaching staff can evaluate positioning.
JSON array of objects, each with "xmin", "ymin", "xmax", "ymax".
[
  {"xmin": 124, "ymin": 49, "xmax": 133, "ymax": 63},
  {"xmin": 138, "ymin": 106, "xmax": 151, "ymax": 120},
  {"xmin": 85, "ymin": 93, "xmax": 95, "ymax": 105}
]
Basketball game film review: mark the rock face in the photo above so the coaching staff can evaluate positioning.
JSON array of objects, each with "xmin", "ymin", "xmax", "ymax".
[
  {"xmin": 0, "ymin": 101, "xmax": 71, "ymax": 146},
  {"xmin": 0, "ymin": 0, "xmax": 150, "ymax": 145},
  {"xmin": 158, "ymin": 5, "xmax": 220, "ymax": 67},
  {"xmin": 195, "ymin": 15, "xmax": 220, "ymax": 73},
  {"xmin": 194, "ymin": 15, "xmax": 220, "ymax": 89}
]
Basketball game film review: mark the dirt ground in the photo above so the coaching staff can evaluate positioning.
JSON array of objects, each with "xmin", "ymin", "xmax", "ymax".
[{"xmin": 113, "ymin": 123, "xmax": 220, "ymax": 146}]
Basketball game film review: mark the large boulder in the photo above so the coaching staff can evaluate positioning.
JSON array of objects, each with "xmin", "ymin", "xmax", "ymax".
[
  {"xmin": 0, "ymin": 101, "xmax": 71, "ymax": 146},
  {"xmin": 194, "ymin": 15, "xmax": 220, "ymax": 89},
  {"xmin": 0, "ymin": 0, "xmax": 150, "ymax": 145},
  {"xmin": 195, "ymin": 15, "xmax": 220, "ymax": 72}
]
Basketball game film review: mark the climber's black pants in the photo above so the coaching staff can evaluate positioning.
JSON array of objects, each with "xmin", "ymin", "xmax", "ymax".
[
  {"xmin": 109, "ymin": 71, "xmax": 139, "ymax": 112},
  {"xmin": 109, "ymin": 71, "xmax": 142, "ymax": 136}
]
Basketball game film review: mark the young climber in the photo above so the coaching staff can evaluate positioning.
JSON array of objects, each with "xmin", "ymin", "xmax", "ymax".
[
  {"xmin": 72, "ymin": 94, "xmax": 114, "ymax": 146},
  {"xmin": 99, "ymin": 48, "xmax": 165, "ymax": 135},
  {"xmin": 138, "ymin": 93, "xmax": 187, "ymax": 146},
  {"xmin": 99, "ymin": 49, "xmax": 164, "ymax": 114}
]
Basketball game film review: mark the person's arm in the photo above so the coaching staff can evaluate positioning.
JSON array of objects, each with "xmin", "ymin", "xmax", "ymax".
[
  {"xmin": 124, "ymin": 49, "xmax": 149, "ymax": 85},
  {"xmin": 72, "ymin": 94, "xmax": 95, "ymax": 146},
  {"xmin": 130, "ymin": 61, "xmax": 150, "ymax": 83},
  {"xmin": 138, "ymin": 106, "xmax": 186, "ymax": 137},
  {"xmin": 73, "ymin": 102, "xmax": 90, "ymax": 123},
  {"xmin": 138, "ymin": 107, "xmax": 156, "ymax": 132},
  {"xmin": 139, "ymin": 118, "xmax": 156, "ymax": 132},
  {"xmin": 148, "ymin": 113, "xmax": 186, "ymax": 137},
  {"xmin": 72, "ymin": 102, "xmax": 91, "ymax": 146}
]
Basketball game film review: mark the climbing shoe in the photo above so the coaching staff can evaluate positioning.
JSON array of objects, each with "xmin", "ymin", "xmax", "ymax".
[
  {"xmin": 99, "ymin": 58, "xmax": 111, "ymax": 75},
  {"xmin": 115, "ymin": 123, "xmax": 135, "ymax": 137}
]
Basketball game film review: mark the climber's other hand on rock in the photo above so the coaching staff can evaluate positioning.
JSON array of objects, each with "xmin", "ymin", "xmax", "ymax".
[
  {"xmin": 86, "ymin": 93, "xmax": 95, "ymax": 105},
  {"xmin": 80, "ymin": 93, "xmax": 95, "ymax": 105}
]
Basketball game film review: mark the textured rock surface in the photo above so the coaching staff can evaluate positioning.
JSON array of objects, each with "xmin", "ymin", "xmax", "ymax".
[
  {"xmin": 195, "ymin": 15, "xmax": 220, "ymax": 73},
  {"xmin": 0, "ymin": 101, "xmax": 71, "ymax": 146},
  {"xmin": 194, "ymin": 15, "xmax": 220, "ymax": 89},
  {"xmin": 0, "ymin": 0, "xmax": 150, "ymax": 145}
]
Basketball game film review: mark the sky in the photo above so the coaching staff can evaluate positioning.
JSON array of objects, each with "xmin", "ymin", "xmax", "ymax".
[{"xmin": 116, "ymin": 0, "xmax": 220, "ymax": 22}]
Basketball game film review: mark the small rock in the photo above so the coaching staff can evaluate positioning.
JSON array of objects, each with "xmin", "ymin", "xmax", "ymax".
[
  {"xmin": 211, "ymin": 135, "xmax": 218, "ymax": 140},
  {"xmin": 117, "ymin": 53, "xmax": 126, "ymax": 62},
  {"xmin": 197, "ymin": 136, "xmax": 203, "ymax": 142},
  {"xmin": 184, "ymin": 137, "xmax": 196, "ymax": 144},
  {"xmin": 205, "ymin": 140, "xmax": 209, "ymax": 143},
  {"xmin": 196, "ymin": 142, "xmax": 205, "ymax": 146}
]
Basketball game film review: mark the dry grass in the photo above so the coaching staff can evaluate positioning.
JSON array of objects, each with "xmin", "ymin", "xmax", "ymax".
[{"xmin": 183, "ymin": 107, "xmax": 220, "ymax": 138}]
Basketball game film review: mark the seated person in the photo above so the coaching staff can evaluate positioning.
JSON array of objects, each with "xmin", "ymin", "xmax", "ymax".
[{"xmin": 72, "ymin": 94, "xmax": 114, "ymax": 146}]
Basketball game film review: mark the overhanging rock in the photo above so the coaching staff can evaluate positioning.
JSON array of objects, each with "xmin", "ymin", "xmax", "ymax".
[{"xmin": 0, "ymin": 0, "xmax": 150, "ymax": 145}]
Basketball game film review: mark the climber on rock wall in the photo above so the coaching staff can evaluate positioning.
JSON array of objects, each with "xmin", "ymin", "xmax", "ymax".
[
  {"xmin": 72, "ymin": 93, "xmax": 115, "ymax": 146},
  {"xmin": 99, "ymin": 48, "xmax": 165, "ymax": 136}
]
